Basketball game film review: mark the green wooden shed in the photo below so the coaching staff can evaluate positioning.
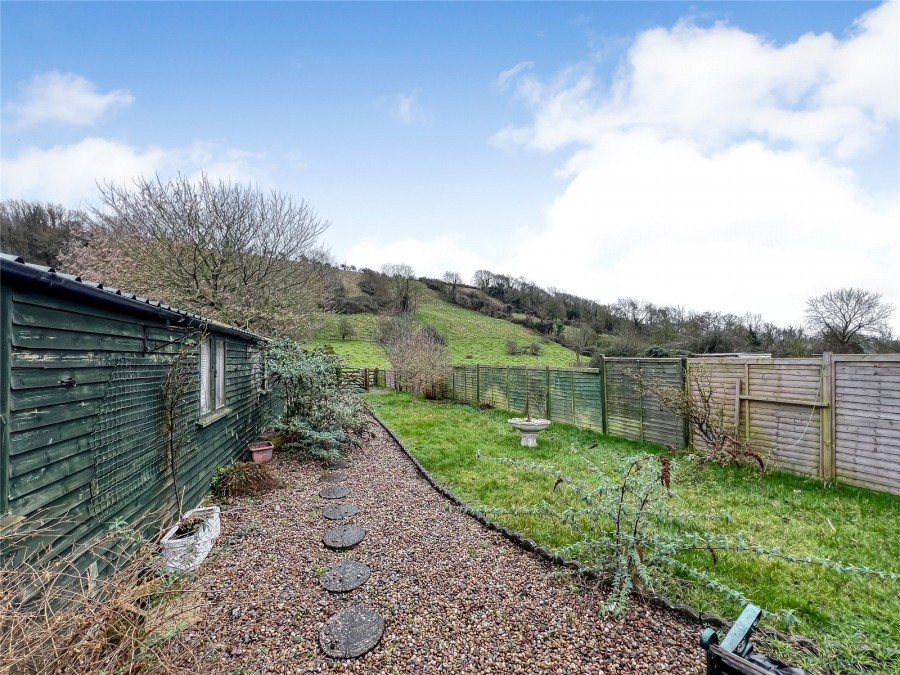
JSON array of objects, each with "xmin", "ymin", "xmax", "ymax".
[{"xmin": 0, "ymin": 253, "xmax": 276, "ymax": 563}]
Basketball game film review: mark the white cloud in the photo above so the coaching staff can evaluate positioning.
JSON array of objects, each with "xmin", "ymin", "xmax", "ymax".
[
  {"xmin": 484, "ymin": 1, "xmax": 900, "ymax": 331},
  {"xmin": 497, "ymin": 1, "xmax": 898, "ymax": 158},
  {"xmin": 7, "ymin": 71, "xmax": 134, "ymax": 127},
  {"xmin": 385, "ymin": 90, "xmax": 429, "ymax": 125},
  {"xmin": 0, "ymin": 138, "xmax": 268, "ymax": 207},
  {"xmin": 496, "ymin": 61, "xmax": 534, "ymax": 90}
]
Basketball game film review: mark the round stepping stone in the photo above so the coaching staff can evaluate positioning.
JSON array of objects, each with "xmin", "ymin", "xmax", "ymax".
[
  {"xmin": 319, "ymin": 485, "xmax": 351, "ymax": 500},
  {"xmin": 319, "ymin": 560, "xmax": 371, "ymax": 592},
  {"xmin": 320, "ymin": 471, "xmax": 348, "ymax": 483},
  {"xmin": 330, "ymin": 459, "xmax": 351, "ymax": 469},
  {"xmin": 319, "ymin": 606, "xmax": 385, "ymax": 659},
  {"xmin": 323, "ymin": 503, "xmax": 359, "ymax": 520},
  {"xmin": 323, "ymin": 524, "xmax": 366, "ymax": 550}
]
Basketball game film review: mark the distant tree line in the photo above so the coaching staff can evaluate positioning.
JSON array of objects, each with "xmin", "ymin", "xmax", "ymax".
[{"xmin": 3, "ymin": 194, "xmax": 895, "ymax": 355}]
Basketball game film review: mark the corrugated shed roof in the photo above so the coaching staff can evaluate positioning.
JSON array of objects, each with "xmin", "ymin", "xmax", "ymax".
[{"xmin": 0, "ymin": 252, "xmax": 263, "ymax": 341}]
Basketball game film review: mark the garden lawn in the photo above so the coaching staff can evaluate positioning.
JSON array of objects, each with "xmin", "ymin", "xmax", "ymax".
[
  {"xmin": 307, "ymin": 338, "xmax": 391, "ymax": 369},
  {"xmin": 364, "ymin": 392, "xmax": 900, "ymax": 675},
  {"xmin": 414, "ymin": 291, "xmax": 579, "ymax": 366}
]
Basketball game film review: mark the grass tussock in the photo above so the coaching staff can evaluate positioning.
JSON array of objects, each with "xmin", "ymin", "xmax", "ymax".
[
  {"xmin": 211, "ymin": 461, "xmax": 285, "ymax": 500},
  {"xmin": 1, "ymin": 525, "xmax": 200, "ymax": 674}
]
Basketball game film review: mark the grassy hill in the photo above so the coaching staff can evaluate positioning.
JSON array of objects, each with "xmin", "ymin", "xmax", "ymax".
[{"xmin": 309, "ymin": 285, "xmax": 580, "ymax": 369}]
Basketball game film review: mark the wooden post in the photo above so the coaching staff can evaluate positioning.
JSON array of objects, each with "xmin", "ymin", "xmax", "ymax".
[
  {"xmin": 682, "ymin": 358, "xmax": 690, "ymax": 449},
  {"xmin": 364, "ymin": 368, "xmax": 369, "ymax": 391},
  {"xmin": 570, "ymin": 369, "xmax": 576, "ymax": 425},
  {"xmin": 734, "ymin": 378, "xmax": 742, "ymax": 434},
  {"xmin": 476, "ymin": 364, "xmax": 481, "ymax": 405},
  {"xmin": 599, "ymin": 355, "xmax": 608, "ymax": 435},
  {"xmin": 638, "ymin": 360, "xmax": 645, "ymax": 441},
  {"xmin": 820, "ymin": 352, "xmax": 835, "ymax": 481},
  {"xmin": 0, "ymin": 288, "xmax": 10, "ymax": 517},
  {"xmin": 505, "ymin": 366, "xmax": 510, "ymax": 411},
  {"xmin": 744, "ymin": 362, "xmax": 751, "ymax": 442},
  {"xmin": 546, "ymin": 366, "xmax": 551, "ymax": 420}
]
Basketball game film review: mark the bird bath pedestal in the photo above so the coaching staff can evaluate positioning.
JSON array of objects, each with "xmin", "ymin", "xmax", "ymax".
[{"xmin": 508, "ymin": 418, "xmax": 551, "ymax": 447}]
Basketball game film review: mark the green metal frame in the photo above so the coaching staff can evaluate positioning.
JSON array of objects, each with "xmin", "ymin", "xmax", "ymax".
[
  {"xmin": 700, "ymin": 604, "xmax": 763, "ymax": 675},
  {"xmin": 0, "ymin": 287, "xmax": 11, "ymax": 518}
]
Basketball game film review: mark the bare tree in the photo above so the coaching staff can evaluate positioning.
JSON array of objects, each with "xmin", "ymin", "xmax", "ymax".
[
  {"xmin": 65, "ymin": 173, "xmax": 331, "ymax": 337},
  {"xmin": 1, "ymin": 199, "xmax": 86, "ymax": 267},
  {"xmin": 381, "ymin": 263, "xmax": 420, "ymax": 315},
  {"xmin": 566, "ymin": 324, "xmax": 597, "ymax": 365},
  {"xmin": 805, "ymin": 288, "xmax": 894, "ymax": 352},
  {"xmin": 442, "ymin": 271, "xmax": 462, "ymax": 301},
  {"xmin": 384, "ymin": 327, "xmax": 450, "ymax": 402}
]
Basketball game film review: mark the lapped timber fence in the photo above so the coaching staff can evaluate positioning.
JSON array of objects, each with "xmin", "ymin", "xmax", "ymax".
[{"xmin": 378, "ymin": 354, "xmax": 900, "ymax": 496}]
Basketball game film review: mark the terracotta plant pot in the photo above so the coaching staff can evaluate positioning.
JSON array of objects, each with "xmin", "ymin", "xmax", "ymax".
[{"xmin": 248, "ymin": 440, "xmax": 274, "ymax": 463}]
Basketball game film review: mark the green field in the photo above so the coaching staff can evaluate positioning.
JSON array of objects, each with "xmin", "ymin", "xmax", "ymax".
[
  {"xmin": 309, "ymin": 286, "xmax": 580, "ymax": 368},
  {"xmin": 365, "ymin": 392, "xmax": 900, "ymax": 675}
]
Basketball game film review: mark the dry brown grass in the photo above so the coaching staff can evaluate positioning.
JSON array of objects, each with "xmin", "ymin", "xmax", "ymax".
[{"xmin": 1, "ymin": 523, "xmax": 203, "ymax": 675}]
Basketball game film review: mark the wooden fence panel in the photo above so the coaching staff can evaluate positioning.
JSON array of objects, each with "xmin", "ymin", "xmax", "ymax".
[
  {"xmin": 834, "ymin": 356, "xmax": 900, "ymax": 495},
  {"xmin": 689, "ymin": 358, "xmax": 824, "ymax": 477},
  {"xmin": 606, "ymin": 359, "xmax": 685, "ymax": 447}
]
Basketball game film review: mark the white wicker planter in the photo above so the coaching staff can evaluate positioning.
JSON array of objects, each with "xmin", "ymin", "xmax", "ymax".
[{"xmin": 160, "ymin": 506, "xmax": 221, "ymax": 573}]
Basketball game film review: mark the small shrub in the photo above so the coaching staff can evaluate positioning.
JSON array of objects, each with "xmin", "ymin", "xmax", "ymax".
[
  {"xmin": 529, "ymin": 341, "xmax": 543, "ymax": 356},
  {"xmin": 266, "ymin": 339, "xmax": 367, "ymax": 461},
  {"xmin": 478, "ymin": 453, "xmax": 900, "ymax": 618},
  {"xmin": 211, "ymin": 461, "xmax": 285, "ymax": 499},
  {"xmin": 505, "ymin": 338, "xmax": 520, "ymax": 355}
]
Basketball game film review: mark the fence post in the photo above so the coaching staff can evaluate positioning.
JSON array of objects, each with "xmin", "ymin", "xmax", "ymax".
[
  {"xmin": 505, "ymin": 366, "xmax": 510, "ymax": 410},
  {"xmin": 476, "ymin": 364, "xmax": 481, "ymax": 404},
  {"xmin": 364, "ymin": 368, "xmax": 369, "ymax": 391},
  {"xmin": 681, "ymin": 357, "xmax": 690, "ymax": 449},
  {"xmin": 820, "ymin": 352, "xmax": 836, "ymax": 481},
  {"xmin": 570, "ymin": 369, "xmax": 576, "ymax": 425},
  {"xmin": 546, "ymin": 366, "xmax": 551, "ymax": 419},
  {"xmin": 638, "ymin": 360, "xmax": 645, "ymax": 441},
  {"xmin": 598, "ymin": 355, "xmax": 608, "ymax": 435}
]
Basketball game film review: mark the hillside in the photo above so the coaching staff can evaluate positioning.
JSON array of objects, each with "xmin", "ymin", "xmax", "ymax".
[{"xmin": 309, "ymin": 284, "xmax": 580, "ymax": 369}]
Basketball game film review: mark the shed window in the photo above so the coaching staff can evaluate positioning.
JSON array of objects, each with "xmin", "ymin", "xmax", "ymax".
[
  {"xmin": 215, "ymin": 338, "xmax": 226, "ymax": 408},
  {"xmin": 199, "ymin": 338, "xmax": 211, "ymax": 414},
  {"xmin": 199, "ymin": 337, "xmax": 227, "ymax": 415}
]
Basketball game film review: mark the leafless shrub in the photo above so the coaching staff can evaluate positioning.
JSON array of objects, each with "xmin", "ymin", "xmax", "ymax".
[
  {"xmin": 211, "ymin": 461, "xmax": 285, "ymax": 499},
  {"xmin": 385, "ymin": 328, "xmax": 450, "ymax": 403},
  {"xmin": 627, "ymin": 366, "xmax": 768, "ymax": 470}
]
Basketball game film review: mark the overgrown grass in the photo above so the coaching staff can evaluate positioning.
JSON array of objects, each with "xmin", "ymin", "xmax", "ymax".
[
  {"xmin": 308, "ymin": 337, "xmax": 392, "ymax": 369},
  {"xmin": 308, "ymin": 288, "xmax": 580, "ymax": 368},
  {"xmin": 415, "ymin": 290, "xmax": 578, "ymax": 366},
  {"xmin": 365, "ymin": 392, "xmax": 900, "ymax": 675}
]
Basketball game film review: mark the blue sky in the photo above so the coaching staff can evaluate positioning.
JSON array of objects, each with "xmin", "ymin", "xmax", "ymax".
[{"xmin": 2, "ymin": 1, "xmax": 898, "ymax": 331}]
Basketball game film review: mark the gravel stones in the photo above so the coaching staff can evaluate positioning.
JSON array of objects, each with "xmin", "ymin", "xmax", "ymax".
[
  {"xmin": 323, "ymin": 524, "xmax": 366, "ymax": 550},
  {"xmin": 320, "ymin": 470, "xmax": 348, "ymax": 483},
  {"xmin": 319, "ymin": 606, "xmax": 385, "ymax": 658},
  {"xmin": 319, "ymin": 560, "xmax": 371, "ymax": 592},
  {"xmin": 158, "ymin": 419, "xmax": 704, "ymax": 673},
  {"xmin": 323, "ymin": 503, "xmax": 359, "ymax": 520},
  {"xmin": 330, "ymin": 459, "xmax": 351, "ymax": 469},
  {"xmin": 319, "ymin": 484, "xmax": 351, "ymax": 499}
]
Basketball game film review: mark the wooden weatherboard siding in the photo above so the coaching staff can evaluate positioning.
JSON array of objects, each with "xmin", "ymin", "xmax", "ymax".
[{"xmin": 1, "ymin": 280, "xmax": 272, "ymax": 562}]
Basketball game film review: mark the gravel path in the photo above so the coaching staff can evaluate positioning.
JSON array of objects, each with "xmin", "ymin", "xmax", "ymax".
[{"xmin": 163, "ymin": 419, "xmax": 704, "ymax": 674}]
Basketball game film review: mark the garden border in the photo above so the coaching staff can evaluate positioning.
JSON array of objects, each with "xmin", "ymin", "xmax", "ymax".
[{"xmin": 366, "ymin": 407, "xmax": 816, "ymax": 653}]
